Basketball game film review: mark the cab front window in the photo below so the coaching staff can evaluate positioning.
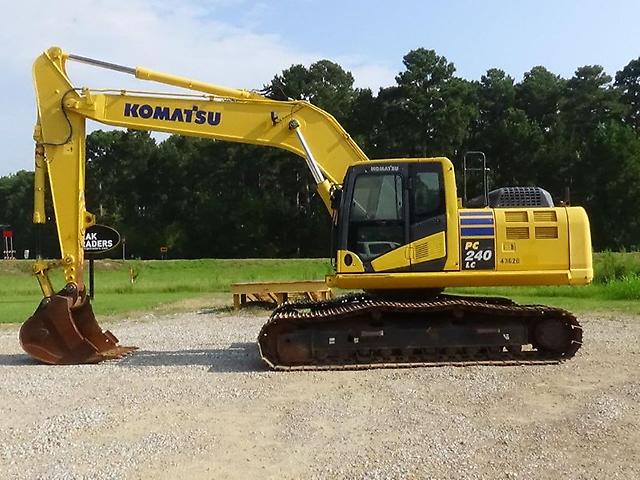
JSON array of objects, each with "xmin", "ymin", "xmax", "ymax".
[{"xmin": 348, "ymin": 173, "xmax": 404, "ymax": 260}]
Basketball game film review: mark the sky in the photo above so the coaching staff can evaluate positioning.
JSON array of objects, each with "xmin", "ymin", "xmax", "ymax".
[{"xmin": 1, "ymin": 0, "xmax": 639, "ymax": 176}]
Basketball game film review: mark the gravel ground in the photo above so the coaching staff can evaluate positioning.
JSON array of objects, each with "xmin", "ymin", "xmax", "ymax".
[{"xmin": 0, "ymin": 308, "xmax": 638, "ymax": 479}]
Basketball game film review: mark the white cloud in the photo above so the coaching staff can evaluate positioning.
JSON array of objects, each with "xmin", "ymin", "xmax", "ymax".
[
  {"xmin": 0, "ymin": 0, "xmax": 394, "ymax": 175},
  {"xmin": 1, "ymin": 0, "xmax": 313, "ymax": 91},
  {"xmin": 350, "ymin": 64, "xmax": 397, "ymax": 92}
]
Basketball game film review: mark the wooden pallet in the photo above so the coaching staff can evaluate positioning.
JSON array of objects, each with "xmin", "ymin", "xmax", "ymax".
[{"xmin": 231, "ymin": 280, "xmax": 333, "ymax": 309}]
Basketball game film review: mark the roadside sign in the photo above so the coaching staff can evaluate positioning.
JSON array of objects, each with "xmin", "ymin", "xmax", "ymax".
[
  {"xmin": 84, "ymin": 224, "xmax": 121, "ymax": 256},
  {"xmin": 2, "ymin": 226, "xmax": 15, "ymax": 259}
]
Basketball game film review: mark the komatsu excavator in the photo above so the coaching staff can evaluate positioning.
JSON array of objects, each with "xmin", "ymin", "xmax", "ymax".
[{"xmin": 22, "ymin": 47, "xmax": 592, "ymax": 369}]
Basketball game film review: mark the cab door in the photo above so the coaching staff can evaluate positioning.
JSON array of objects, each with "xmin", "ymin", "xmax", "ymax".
[
  {"xmin": 340, "ymin": 164, "xmax": 410, "ymax": 272},
  {"xmin": 408, "ymin": 163, "xmax": 448, "ymax": 271}
]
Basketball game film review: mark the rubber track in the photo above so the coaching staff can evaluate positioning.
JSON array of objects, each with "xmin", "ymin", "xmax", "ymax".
[{"xmin": 258, "ymin": 294, "xmax": 583, "ymax": 371}]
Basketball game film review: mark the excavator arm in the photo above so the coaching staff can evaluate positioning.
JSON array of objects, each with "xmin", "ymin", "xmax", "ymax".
[{"xmin": 24, "ymin": 46, "xmax": 368, "ymax": 364}]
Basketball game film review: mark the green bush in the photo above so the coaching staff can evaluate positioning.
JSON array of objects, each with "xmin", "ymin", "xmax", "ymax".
[
  {"xmin": 601, "ymin": 275, "xmax": 640, "ymax": 300},
  {"xmin": 594, "ymin": 251, "xmax": 640, "ymax": 283}
]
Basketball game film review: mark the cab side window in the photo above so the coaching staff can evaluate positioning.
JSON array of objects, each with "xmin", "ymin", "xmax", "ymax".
[{"xmin": 412, "ymin": 171, "xmax": 443, "ymax": 223}]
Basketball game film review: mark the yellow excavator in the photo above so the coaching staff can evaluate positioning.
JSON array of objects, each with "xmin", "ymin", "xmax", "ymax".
[{"xmin": 21, "ymin": 46, "xmax": 592, "ymax": 369}]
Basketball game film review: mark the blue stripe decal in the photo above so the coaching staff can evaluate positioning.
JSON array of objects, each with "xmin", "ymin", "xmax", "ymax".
[
  {"xmin": 461, "ymin": 227, "xmax": 495, "ymax": 236},
  {"xmin": 460, "ymin": 211, "xmax": 494, "ymax": 217},
  {"xmin": 461, "ymin": 218, "xmax": 494, "ymax": 225}
]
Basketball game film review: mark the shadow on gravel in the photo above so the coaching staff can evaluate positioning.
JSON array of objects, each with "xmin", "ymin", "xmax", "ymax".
[
  {"xmin": 197, "ymin": 304, "xmax": 274, "ymax": 315},
  {"xmin": 0, "ymin": 354, "xmax": 36, "ymax": 366},
  {"xmin": 117, "ymin": 342, "xmax": 266, "ymax": 373},
  {"xmin": 197, "ymin": 306, "xmax": 235, "ymax": 315}
]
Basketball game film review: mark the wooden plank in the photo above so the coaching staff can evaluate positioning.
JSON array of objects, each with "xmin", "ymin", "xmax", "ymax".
[
  {"xmin": 231, "ymin": 280, "xmax": 330, "ymax": 295},
  {"xmin": 267, "ymin": 293, "xmax": 278, "ymax": 303},
  {"xmin": 230, "ymin": 280, "xmax": 333, "ymax": 308}
]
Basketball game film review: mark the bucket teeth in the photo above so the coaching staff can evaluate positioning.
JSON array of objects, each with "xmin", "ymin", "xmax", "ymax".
[{"xmin": 19, "ymin": 290, "xmax": 136, "ymax": 365}]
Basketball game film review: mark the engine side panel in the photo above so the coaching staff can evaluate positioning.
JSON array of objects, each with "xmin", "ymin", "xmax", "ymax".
[{"xmin": 493, "ymin": 207, "xmax": 569, "ymax": 272}]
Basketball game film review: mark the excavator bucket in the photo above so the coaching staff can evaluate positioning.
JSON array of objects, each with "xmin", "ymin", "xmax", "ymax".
[{"xmin": 19, "ymin": 287, "xmax": 137, "ymax": 365}]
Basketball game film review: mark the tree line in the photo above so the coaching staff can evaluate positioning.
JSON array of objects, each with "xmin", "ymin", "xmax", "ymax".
[{"xmin": 2, "ymin": 48, "xmax": 640, "ymax": 258}]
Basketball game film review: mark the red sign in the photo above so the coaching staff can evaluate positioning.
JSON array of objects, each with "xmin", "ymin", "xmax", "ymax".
[{"xmin": 2, "ymin": 230, "xmax": 12, "ymax": 238}]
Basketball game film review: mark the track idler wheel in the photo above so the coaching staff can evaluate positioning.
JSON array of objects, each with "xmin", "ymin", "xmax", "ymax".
[{"xmin": 19, "ymin": 284, "xmax": 137, "ymax": 365}]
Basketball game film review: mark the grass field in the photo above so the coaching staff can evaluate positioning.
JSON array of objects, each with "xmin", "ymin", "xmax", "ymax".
[
  {"xmin": 0, "ymin": 259, "xmax": 332, "ymax": 323},
  {"xmin": 1, "ymin": 253, "xmax": 639, "ymax": 324}
]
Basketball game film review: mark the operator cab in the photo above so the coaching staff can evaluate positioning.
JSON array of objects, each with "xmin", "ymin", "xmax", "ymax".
[{"xmin": 334, "ymin": 159, "xmax": 450, "ymax": 273}]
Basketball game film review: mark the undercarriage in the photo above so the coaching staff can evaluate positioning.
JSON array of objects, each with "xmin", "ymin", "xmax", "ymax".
[{"xmin": 258, "ymin": 294, "xmax": 582, "ymax": 370}]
